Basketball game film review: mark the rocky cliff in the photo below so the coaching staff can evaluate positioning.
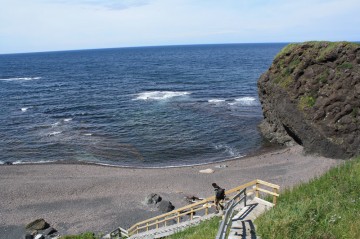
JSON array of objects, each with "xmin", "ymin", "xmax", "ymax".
[{"xmin": 258, "ymin": 41, "xmax": 360, "ymax": 159}]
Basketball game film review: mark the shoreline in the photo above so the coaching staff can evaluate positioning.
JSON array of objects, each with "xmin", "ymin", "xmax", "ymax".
[
  {"xmin": 0, "ymin": 145, "xmax": 343, "ymax": 238},
  {"xmin": 0, "ymin": 143, "xmax": 284, "ymax": 170}
]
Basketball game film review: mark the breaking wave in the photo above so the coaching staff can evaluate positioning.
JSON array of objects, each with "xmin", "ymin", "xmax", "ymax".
[
  {"xmin": 229, "ymin": 97, "xmax": 258, "ymax": 106},
  {"xmin": 135, "ymin": 91, "xmax": 191, "ymax": 101},
  {"xmin": 208, "ymin": 99, "xmax": 226, "ymax": 103},
  {"xmin": 0, "ymin": 77, "xmax": 41, "ymax": 81}
]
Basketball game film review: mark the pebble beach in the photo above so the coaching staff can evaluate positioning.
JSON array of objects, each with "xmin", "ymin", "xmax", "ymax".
[{"xmin": 0, "ymin": 145, "xmax": 342, "ymax": 238}]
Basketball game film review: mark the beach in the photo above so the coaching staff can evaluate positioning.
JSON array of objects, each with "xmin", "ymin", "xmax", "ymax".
[{"xmin": 0, "ymin": 145, "xmax": 342, "ymax": 238}]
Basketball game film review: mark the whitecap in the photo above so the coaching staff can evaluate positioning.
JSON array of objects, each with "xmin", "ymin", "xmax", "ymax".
[
  {"xmin": 51, "ymin": 122, "xmax": 60, "ymax": 127},
  {"xmin": 48, "ymin": 131, "xmax": 62, "ymax": 136},
  {"xmin": 64, "ymin": 118, "xmax": 72, "ymax": 122},
  {"xmin": 0, "ymin": 77, "xmax": 41, "ymax": 81},
  {"xmin": 208, "ymin": 99, "xmax": 226, "ymax": 103},
  {"xmin": 134, "ymin": 91, "xmax": 191, "ymax": 101},
  {"xmin": 21, "ymin": 107, "xmax": 29, "ymax": 112},
  {"xmin": 229, "ymin": 97, "xmax": 258, "ymax": 106},
  {"xmin": 84, "ymin": 133, "xmax": 92, "ymax": 136}
]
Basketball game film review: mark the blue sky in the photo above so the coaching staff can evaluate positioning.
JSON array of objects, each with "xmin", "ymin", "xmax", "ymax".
[{"xmin": 0, "ymin": 0, "xmax": 359, "ymax": 54}]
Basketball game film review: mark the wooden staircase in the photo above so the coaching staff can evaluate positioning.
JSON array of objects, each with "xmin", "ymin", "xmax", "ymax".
[{"xmin": 104, "ymin": 179, "xmax": 280, "ymax": 239}]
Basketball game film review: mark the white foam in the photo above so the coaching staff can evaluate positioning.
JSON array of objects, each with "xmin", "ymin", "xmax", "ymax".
[
  {"xmin": 21, "ymin": 107, "xmax": 29, "ymax": 112},
  {"xmin": 135, "ymin": 91, "xmax": 191, "ymax": 101},
  {"xmin": 214, "ymin": 144, "xmax": 242, "ymax": 157},
  {"xmin": 84, "ymin": 133, "xmax": 92, "ymax": 136},
  {"xmin": 48, "ymin": 131, "xmax": 62, "ymax": 136},
  {"xmin": 0, "ymin": 77, "xmax": 41, "ymax": 82},
  {"xmin": 51, "ymin": 122, "xmax": 60, "ymax": 127},
  {"xmin": 229, "ymin": 97, "xmax": 257, "ymax": 106},
  {"xmin": 64, "ymin": 118, "xmax": 72, "ymax": 122},
  {"xmin": 208, "ymin": 99, "xmax": 226, "ymax": 103},
  {"xmin": 12, "ymin": 160, "xmax": 56, "ymax": 165}
]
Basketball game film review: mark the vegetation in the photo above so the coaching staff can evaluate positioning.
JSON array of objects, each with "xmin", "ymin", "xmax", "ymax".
[
  {"xmin": 298, "ymin": 95, "xmax": 316, "ymax": 110},
  {"xmin": 338, "ymin": 62, "xmax": 353, "ymax": 70},
  {"xmin": 315, "ymin": 41, "xmax": 339, "ymax": 62},
  {"xmin": 317, "ymin": 69, "xmax": 329, "ymax": 84},
  {"xmin": 274, "ymin": 43, "xmax": 297, "ymax": 60},
  {"xmin": 60, "ymin": 232, "xmax": 99, "ymax": 239},
  {"xmin": 256, "ymin": 156, "xmax": 360, "ymax": 239},
  {"xmin": 165, "ymin": 216, "xmax": 221, "ymax": 239}
]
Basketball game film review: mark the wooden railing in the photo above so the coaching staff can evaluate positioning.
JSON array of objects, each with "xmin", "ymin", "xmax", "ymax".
[{"xmin": 125, "ymin": 179, "xmax": 280, "ymax": 237}]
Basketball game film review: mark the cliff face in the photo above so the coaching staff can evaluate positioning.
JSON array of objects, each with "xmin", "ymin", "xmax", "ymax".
[{"xmin": 258, "ymin": 42, "xmax": 360, "ymax": 159}]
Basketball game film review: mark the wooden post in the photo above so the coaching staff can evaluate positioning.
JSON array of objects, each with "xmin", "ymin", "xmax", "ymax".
[
  {"xmin": 273, "ymin": 188, "xmax": 278, "ymax": 205},
  {"xmin": 165, "ymin": 218, "xmax": 167, "ymax": 227},
  {"xmin": 136, "ymin": 225, "xmax": 139, "ymax": 234},
  {"xmin": 146, "ymin": 223, "xmax": 149, "ymax": 231},
  {"xmin": 190, "ymin": 209, "xmax": 193, "ymax": 220},
  {"xmin": 255, "ymin": 181, "xmax": 259, "ymax": 198},
  {"xmin": 205, "ymin": 203, "xmax": 209, "ymax": 215},
  {"xmin": 177, "ymin": 212, "xmax": 180, "ymax": 224},
  {"xmin": 156, "ymin": 219, "xmax": 159, "ymax": 229}
]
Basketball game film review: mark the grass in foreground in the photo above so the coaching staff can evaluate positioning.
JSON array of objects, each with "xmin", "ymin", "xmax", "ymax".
[
  {"xmin": 255, "ymin": 157, "xmax": 360, "ymax": 239},
  {"xmin": 60, "ymin": 232, "xmax": 99, "ymax": 239},
  {"xmin": 165, "ymin": 216, "xmax": 221, "ymax": 239}
]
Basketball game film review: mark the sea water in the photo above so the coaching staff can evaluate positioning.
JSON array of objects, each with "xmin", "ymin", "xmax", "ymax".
[{"xmin": 0, "ymin": 44, "xmax": 285, "ymax": 167}]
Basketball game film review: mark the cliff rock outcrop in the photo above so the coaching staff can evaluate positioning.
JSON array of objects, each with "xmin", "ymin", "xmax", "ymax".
[{"xmin": 258, "ymin": 42, "xmax": 360, "ymax": 159}]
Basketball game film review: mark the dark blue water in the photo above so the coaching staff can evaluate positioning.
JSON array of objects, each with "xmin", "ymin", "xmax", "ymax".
[{"xmin": 0, "ymin": 44, "xmax": 285, "ymax": 167}]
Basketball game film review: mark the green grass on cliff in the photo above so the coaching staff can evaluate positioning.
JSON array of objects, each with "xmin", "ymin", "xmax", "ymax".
[
  {"xmin": 60, "ymin": 232, "xmax": 99, "ymax": 239},
  {"xmin": 298, "ymin": 95, "xmax": 316, "ymax": 110},
  {"xmin": 255, "ymin": 156, "xmax": 360, "ymax": 239}
]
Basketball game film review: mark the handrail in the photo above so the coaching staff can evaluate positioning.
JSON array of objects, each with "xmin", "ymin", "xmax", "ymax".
[
  {"xmin": 216, "ymin": 188, "xmax": 247, "ymax": 239},
  {"xmin": 126, "ymin": 179, "xmax": 280, "ymax": 236}
]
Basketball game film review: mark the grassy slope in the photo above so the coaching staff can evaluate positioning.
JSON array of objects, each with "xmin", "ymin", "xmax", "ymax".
[
  {"xmin": 256, "ymin": 157, "xmax": 360, "ymax": 239},
  {"xmin": 60, "ymin": 232, "xmax": 99, "ymax": 239}
]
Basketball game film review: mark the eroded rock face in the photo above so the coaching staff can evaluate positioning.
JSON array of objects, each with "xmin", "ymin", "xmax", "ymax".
[{"xmin": 258, "ymin": 41, "xmax": 360, "ymax": 159}]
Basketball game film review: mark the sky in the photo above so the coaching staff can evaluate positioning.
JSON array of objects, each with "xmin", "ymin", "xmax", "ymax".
[{"xmin": 0, "ymin": 0, "xmax": 359, "ymax": 54}]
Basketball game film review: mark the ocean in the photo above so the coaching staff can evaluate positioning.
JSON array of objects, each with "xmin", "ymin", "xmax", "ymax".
[{"xmin": 0, "ymin": 43, "xmax": 286, "ymax": 167}]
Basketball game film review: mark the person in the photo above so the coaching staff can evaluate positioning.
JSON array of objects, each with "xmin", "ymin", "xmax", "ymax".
[{"xmin": 212, "ymin": 183, "xmax": 225, "ymax": 213}]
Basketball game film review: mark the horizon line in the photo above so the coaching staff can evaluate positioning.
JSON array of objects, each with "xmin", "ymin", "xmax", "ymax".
[
  {"xmin": 1, "ymin": 42, "xmax": 293, "ymax": 56},
  {"xmin": 2, "ymin": 40, "xmax": 359, "ymax": 56}
]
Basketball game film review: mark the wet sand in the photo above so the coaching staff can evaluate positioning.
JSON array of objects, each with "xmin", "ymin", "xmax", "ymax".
[{"xmin": 0, "ymin": 145, "xmax": 342, "ymax": 237}]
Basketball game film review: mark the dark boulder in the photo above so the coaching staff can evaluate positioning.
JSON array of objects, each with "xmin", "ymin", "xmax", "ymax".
[
  {"xmin": 25, "ymin": 219, "xmax": 49, "ymax": 231},
  {"xmin": 145, "ymin": 193, "xmax": 162, "ymax": 205},
  {"xmin": 156, "ymin": 200, "xmax": 175, "ymax": 213},
  {"xmin": 258, "ymin": 41, "xmax": 360, "ymax": 158}
]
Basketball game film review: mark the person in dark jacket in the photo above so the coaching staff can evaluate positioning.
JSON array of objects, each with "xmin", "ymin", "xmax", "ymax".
[{"xmin": 212, "ymin": 183, "xmax": 225, "ymax": 213}]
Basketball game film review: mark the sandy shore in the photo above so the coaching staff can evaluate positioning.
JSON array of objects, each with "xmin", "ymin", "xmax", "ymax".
[{"xmin": 0, "ymin": 145, "xmax": 342, "ymax": 238}]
